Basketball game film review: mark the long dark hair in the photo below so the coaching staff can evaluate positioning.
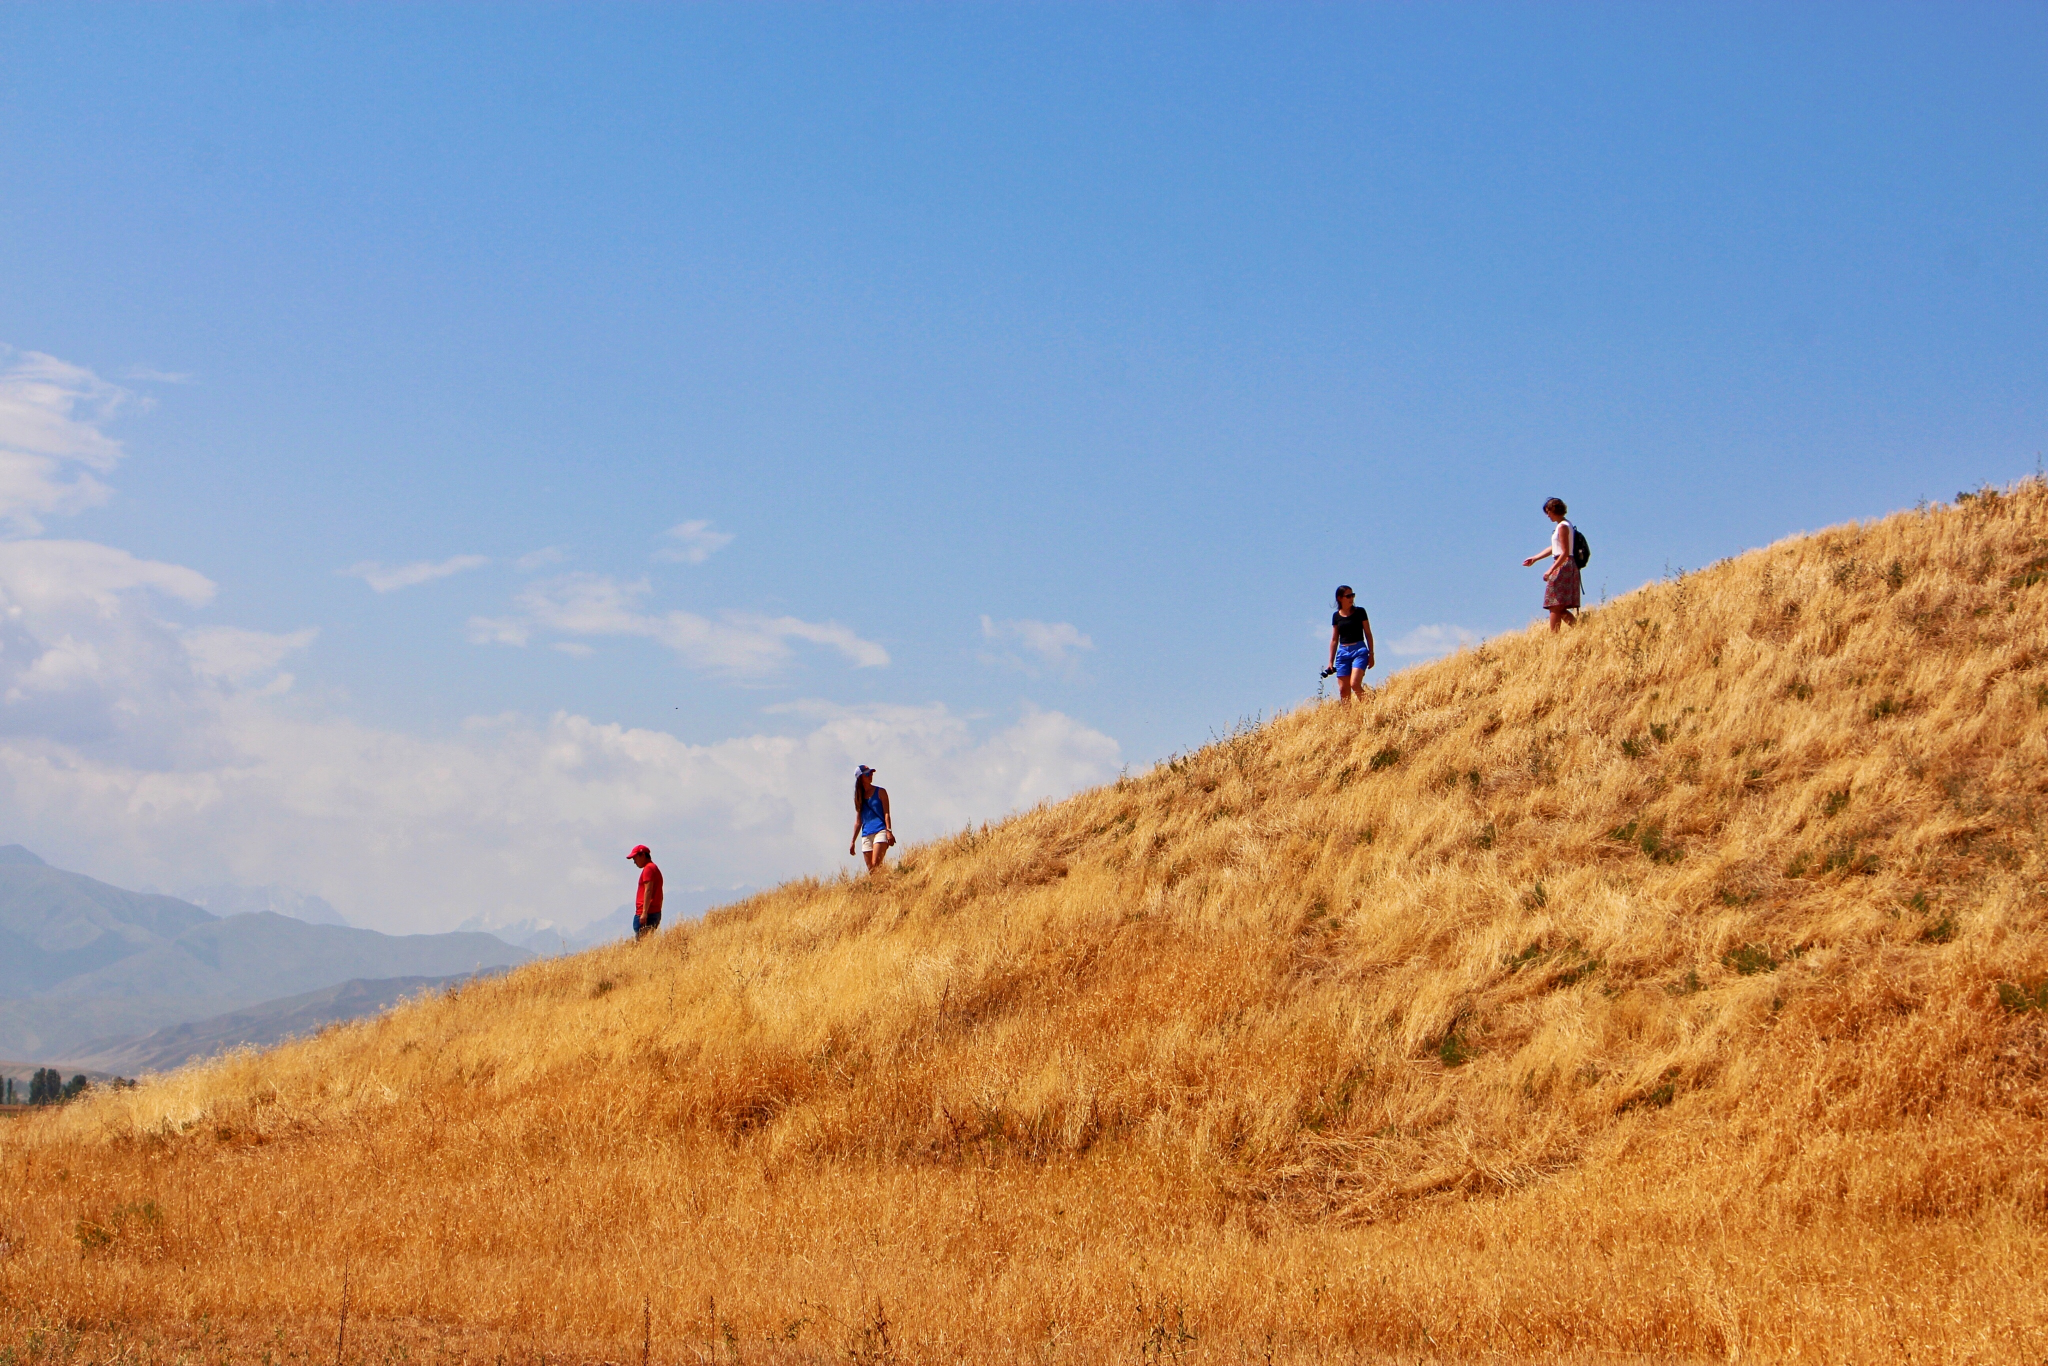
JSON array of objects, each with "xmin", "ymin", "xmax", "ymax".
[{"xmin": 854, "ymin": 771, "xmax": 873, "ymax": 812}]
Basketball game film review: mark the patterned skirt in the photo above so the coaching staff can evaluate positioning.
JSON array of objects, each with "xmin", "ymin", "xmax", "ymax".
[{"xmin": 1545, "ymin": 558, "xmax": 1582, "ymax": 611}]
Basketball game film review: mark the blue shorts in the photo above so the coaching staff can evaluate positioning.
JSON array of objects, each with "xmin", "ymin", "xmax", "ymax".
[{"xmin": 1336, "ymin": 642, "xmax": 1372, "ymax": 676}]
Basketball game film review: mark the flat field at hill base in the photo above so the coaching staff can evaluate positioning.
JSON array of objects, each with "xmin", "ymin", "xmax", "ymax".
[{"xmin": 5, "ymin": 1143, "xmax": 2043, "ymax": 1363}]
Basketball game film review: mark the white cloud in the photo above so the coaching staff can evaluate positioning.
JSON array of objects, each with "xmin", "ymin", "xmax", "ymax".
[
  {"xmin": 0, "ymin": 347, "xmax": 134, "ymax": 532},
  {"xmin": 980, "ymin": 616, "xmax": 1094, "ymax": 677},
  {"xmin": 654, "ymin": 519, "xmax": 735, "ymax": 564},
  {"xmin": 714, "ymin": 614, "xmax": 890, "ymax": 670},
  {"xmin": 123, "ymin": 366, "xmax": 193, "ymax": 385},
  {"xmin": 551, "ymin": 641, "xmax": 594, "ymax": 658},
  {"xmin": 342, "ymin": 555, "xmax": 491, "ymax": 593},
  {"xmin": 0, "ymin": 355, "xmax": 229, "ymax": 765},
  {"xmin": 184, "ymin": 626, "xmax": 318, "ymax": 687},
  {"xmin": 0, "ymin": 695, "xmax": 1121, "ymax": 935},
  {"xmin": 505, "ymin": 573, "xmax": 889, "ymax": 675},
  {"xmin": 466, "ymin": 616, "xmax": 531, "ymax": 647},
  {"xmin": 0, "ymin": 538, "xmax": 214, "ymax": 608},
  {"xmin": 0, "ymin": 540, "xmax": 225, "ymax": 766},
  {"xmin": 1390, "ymin": 624, "xmax": 1481, "ymax": 659},
  {"xmin": 0, "ymin": 555, "xmax": 1106, "ymax": 935},
  {"xmin": 519, "ymin": 573, "xmax": 647, "ymax": 636},
  {"xmin": 516, "ymin": 546, "xmax": 568, "ymax": 570}
]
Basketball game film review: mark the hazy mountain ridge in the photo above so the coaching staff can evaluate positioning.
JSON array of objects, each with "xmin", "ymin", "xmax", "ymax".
[
  {"xmin": 461, "ymin": 884, "xmax": 758, "ymax": 953},
  {"xmin": 61, "ymin": 975, "xmax": 482, "ymax": 1076},
  {"xmin": 0, "ymin": 847, "xmax": 216, "ymax": 993},
  {"xmin": 0, "ymin": 849, "xmax": 530, "ymax": 1058},
  {"xmin": 177, "ymin": 883, "xmax": 351, "ymax": 927}
]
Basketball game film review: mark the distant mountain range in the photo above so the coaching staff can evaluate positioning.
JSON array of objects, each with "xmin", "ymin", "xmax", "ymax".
[
  {"xmin": 459, "ymin": 883, "xmax": 755, "ymax": 954},
  {"xmin": 59, "ymin": 974, "xmax": 482, "ymax": 1076},
  {"xmin": 178, "ymin": 882, "xmax": 352, "ymax": 927},
  {"xmin": 0, "ymin": 845, "xmax": 531, "ymax": 1064},
  {"xmin": 459, "ymin": 906, "xmax": 634, "ymax": 953}
]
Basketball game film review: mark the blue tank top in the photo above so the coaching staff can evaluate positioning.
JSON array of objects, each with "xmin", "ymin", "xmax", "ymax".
[{"xmin": 860, "ymin": 790, "xmax": 886, "ymax": 835}]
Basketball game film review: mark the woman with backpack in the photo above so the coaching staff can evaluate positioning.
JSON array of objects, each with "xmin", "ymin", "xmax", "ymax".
[{"xmin": 1523, "ymin": 497, "xmax": 1582, "ymax": 632}]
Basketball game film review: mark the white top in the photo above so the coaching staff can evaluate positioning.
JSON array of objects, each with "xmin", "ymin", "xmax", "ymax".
[{"xmin": 1552, "ymin": 520, "xmax": 1574, "ymax": 561}]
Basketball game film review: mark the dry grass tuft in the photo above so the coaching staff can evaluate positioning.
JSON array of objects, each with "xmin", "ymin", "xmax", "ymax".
[{"xmin": 8, "ymin": 484, "xmax": 2048, "ymax": 1361}]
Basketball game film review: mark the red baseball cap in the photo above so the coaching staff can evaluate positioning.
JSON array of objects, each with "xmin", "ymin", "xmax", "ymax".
[{"xmin": 627, "ymin": 845, "xmax": 651, "ymax": 859}]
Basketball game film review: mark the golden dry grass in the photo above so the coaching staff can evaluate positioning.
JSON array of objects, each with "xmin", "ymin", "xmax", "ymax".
[{"xmin": 8, "ymin": 485, "xmax": 2048, "ymax": 1363}]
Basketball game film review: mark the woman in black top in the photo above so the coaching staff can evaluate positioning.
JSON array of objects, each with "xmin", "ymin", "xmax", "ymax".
[{"xmin": 1324, "ymin": 584, "xmax": 1375, "ymax": 702}]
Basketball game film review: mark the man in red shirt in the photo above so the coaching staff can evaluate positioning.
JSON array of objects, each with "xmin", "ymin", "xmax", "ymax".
[{"xmin": 628, "ymin": 844, "xmax": 663, "ymax": 940}]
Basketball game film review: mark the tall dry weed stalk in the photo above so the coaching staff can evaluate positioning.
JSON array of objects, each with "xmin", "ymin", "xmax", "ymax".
[{"xmin": 8, "ymin": 486, "xmax": 2048, "ymax": 1362}]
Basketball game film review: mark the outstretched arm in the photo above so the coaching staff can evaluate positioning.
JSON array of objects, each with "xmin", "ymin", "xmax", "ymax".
[{"xmin": 1522, "ymin": 546, "xmax": 1555, "ymax": 568}]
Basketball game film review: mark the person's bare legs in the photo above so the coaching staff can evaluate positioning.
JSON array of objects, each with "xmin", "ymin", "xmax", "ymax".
[
  {"xmin": 1338, "ymin": 670, "xmax": 1367, "ymax": 701},
  {"xmin": 1548, "ymin": 607, "xmax": 1576, "ymax": 632},
  {"xmin": 864, "ymin": 845, "xmax": 889, "ymax": 876}
]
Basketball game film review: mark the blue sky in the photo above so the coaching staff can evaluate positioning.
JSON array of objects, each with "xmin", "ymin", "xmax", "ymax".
[{"xmin": 0, "ymin": 3, "xmax": 2042, "ymax": 931}]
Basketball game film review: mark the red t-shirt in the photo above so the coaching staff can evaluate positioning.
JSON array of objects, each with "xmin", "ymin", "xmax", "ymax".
[{"xmin": 636, "ymin": 862, "xmax": 664, "ymax": 920}]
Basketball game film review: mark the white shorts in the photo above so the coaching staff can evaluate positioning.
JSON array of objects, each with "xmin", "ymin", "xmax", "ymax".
[{"xmin": 856, "ymin": 831, "xmax": 893, "ymax": 854}]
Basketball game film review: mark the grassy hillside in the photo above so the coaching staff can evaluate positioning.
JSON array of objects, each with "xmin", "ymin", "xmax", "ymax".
[{"xmin": 8, "ymin": 486, "xmax": 2048, "ymax": 1363}]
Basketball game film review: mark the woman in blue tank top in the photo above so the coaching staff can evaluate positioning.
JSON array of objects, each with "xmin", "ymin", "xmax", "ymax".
[{"xmin": 849, "ymin": 764, "xmax": 894, "ymax": 876}]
